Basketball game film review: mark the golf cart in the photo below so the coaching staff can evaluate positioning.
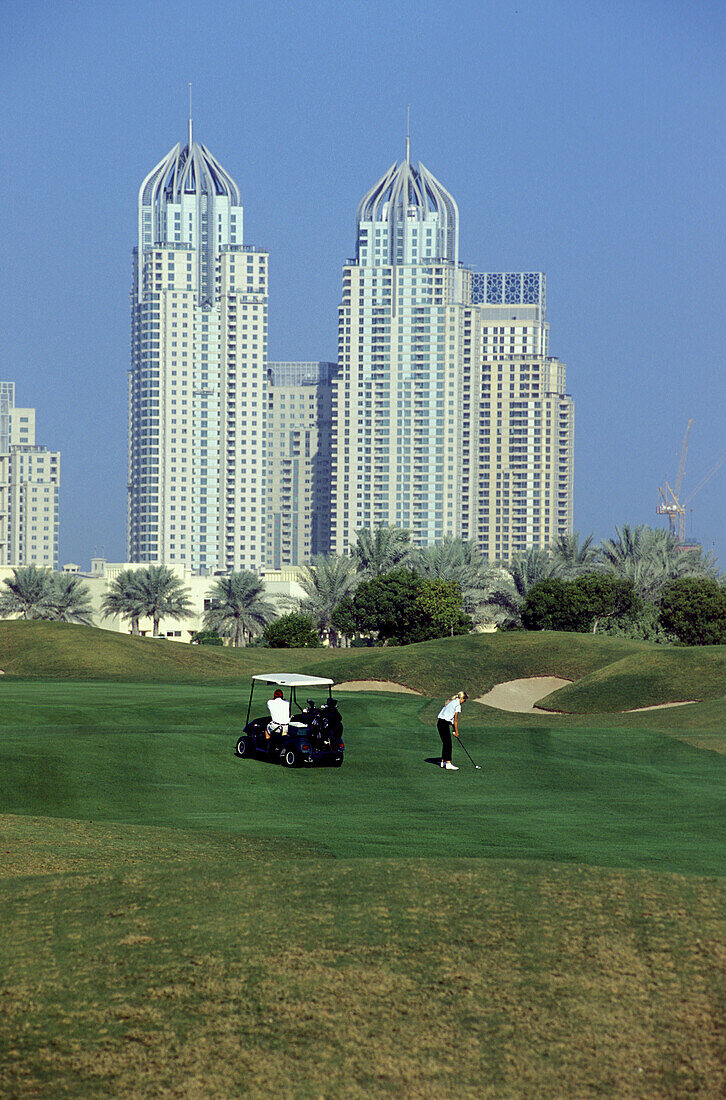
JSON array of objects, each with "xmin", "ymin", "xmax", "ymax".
[{"xmin": 235, "ymin": 674, "xmax": 344, "ymax": 768}]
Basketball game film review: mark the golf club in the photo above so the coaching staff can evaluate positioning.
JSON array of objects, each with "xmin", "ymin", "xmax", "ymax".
[{"xmin": 456, "ymin": 733, "xmax": 481, "ymax": 769}]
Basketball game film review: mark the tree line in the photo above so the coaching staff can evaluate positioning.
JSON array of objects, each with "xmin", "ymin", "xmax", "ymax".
[{"xmin": 0, "ymin": 524, "xmax": 723, "ymax": 647}]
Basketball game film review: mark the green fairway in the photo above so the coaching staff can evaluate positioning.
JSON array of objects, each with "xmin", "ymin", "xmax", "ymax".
[
  {"xmin": 2, "ymin": 626, "xmax": 725, "ymax": 1097},
  {"xmin": 1, "ymin": 680, "xmax": 724, "ymax": 874}
]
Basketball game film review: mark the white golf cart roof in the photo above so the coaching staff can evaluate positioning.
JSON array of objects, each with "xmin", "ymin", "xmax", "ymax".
[{"xmin": 251, "ymin": 673, "xmax": 335, "ymax": 687}]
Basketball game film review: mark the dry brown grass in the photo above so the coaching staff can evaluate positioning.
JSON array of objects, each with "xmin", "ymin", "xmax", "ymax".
[{"xmin": 1, "ymin": 817, "xmax": 724, "ymax": 1099}]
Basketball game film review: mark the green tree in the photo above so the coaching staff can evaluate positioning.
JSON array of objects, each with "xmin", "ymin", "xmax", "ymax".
[
  {"xmin": 415, "ymin": 536, "xmax": 518, "ymax": 626},
  {"xmin": 659, "ymin": 578, "xmax": 726, "ymax": 645},
  {"xmin": 203, "ymin": 571, "xmax": 274, "ymax": 647},
  {"xmin": 521, "ymin": 573, "xmax": 640, "ymax": 633},
  {"xmin": 353, "ymin": 526, "xmax": 414, "ymax": 578},
  {"xmin": 263, "ymin": 612, "xmax": 320, "ymax": 648},
  {"xmin": 520, "ymin": 578, "xmax": 578, "ymax": 631},
  {"xmin": 297, "ymin": 554, "xmax": 357, "ymax": 646},
  {"xmin": 351, "ymin": 569, "xmax": 428, "ymax": 645},
  {"xmin": 45, "ymin": 574, "xmax": 94, "ymax": 625},
  {"xmin": 415, "ymin": 578, "xmax": 471, "ymax": 637},
  {"xmin": 133, "ymin": 565, "xmax": 193, "ymax": 638},
  {"xmin": 330, "ymin": 595, "xmax": 363, "ymax": 642},
  {"xmin": 100, "ymin": 569, "xmax": 146, "ymax": 634},
  {"xmin": 0, "ymin": 565, "xmax": 55, "ymax": 620}
]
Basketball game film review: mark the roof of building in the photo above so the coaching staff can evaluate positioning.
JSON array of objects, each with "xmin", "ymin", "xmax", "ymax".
[
  {"xmin": 356, "ymin": 139, "xmax": 457, "ymax": 229},
  {"xmin": 139, "ymin": 132, "xmax": 241, "ymax": 209}
]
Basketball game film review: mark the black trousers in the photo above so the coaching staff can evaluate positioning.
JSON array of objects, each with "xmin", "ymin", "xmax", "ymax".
[{"xmin": 437, "ymin": 718, "xmax": 453, "ymax": 761}]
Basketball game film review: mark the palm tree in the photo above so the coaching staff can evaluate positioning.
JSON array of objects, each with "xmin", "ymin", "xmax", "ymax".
[
  {"xmin": 600, "ymin": 524, "xmax": 720, "ymax": 603},
  {"xmin": 415, "ymin": 537, "xmax": 519, "ymax": 626},
  {"xmin": 131, "ymin": 565, "xmax": 193, "ymax": 637},
  {"xmin": 353, "ymin": 526, "xmax": 414, "ymax": 578},
  {"xmin": 550, "ymin": 532, "xmax": 599, "ymax": 579},
  {"xmin": 203, "ymin": 571, "xmax": 275, "ymax": 647},
  {"xmin": 100, "ymin": 569, "xmax": 146, "ymax": 634},
  {"xmin": 504, "ymin": 546, "xmax": 554, "ymax": 599},
  {"xmin": 297, "ymin": 553, "xmax": 357, "ymax": 645},
  {"xmin": 0, "ymin": 565, "xmax": 55, "ymax": 619},
  {"xmin": 45, "ymin": 574, "xmax": 94, "ymax": 625}
]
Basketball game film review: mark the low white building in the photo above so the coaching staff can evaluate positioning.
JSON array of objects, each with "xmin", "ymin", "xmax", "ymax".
[{"xmin": 0, "ymin": 559, "xmax": 306, "ymax": 643}]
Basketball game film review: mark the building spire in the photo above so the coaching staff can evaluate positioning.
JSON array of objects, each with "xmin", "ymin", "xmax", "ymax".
[
  {"xmin": 405, "ymin": 104, "xmax": 411, "ymax": 163},
  {"xmin": 188, "ymin": 82, "xmax": 193, "ymax": 147}
]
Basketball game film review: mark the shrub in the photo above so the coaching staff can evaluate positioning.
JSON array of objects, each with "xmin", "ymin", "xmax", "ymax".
[
  {"xmin": 190, "ymin": 630, "xmax": 224, "ymax": 646},
  {"xmin": 659, "ymin": 578, "xmax": 726, "ymax": 645},
  {"xmin": 263, "ymin": 613, "xmax": 320, "ymax": 649}
]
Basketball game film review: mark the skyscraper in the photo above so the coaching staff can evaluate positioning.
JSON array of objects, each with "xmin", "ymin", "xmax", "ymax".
[
  {"xmin": 330, "ymin": 144, "xmax": 573, "ymax": 560},
  {"xmin": 266, "ymin": 362, "xmax": 338, "ymax": 568},
  {"xmin": 129, "ymin": 120, "xmax": 268, "ymax": 572},
  {"xmin": 0, "ymin": 382, "xmax": 60, "ymax": 569},
  {"xmin": 331, "ymin": 140, "xmax": 466, "ymax": 553}
]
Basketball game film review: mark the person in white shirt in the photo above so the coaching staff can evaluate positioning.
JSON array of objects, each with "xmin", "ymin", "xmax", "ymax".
[
  {"xmin": 266, "ymin": 689, "xmax": 290, "ymax": 739},
  {"xmin": 437, "ymin": 691, "xmax": 468, "ymax": 770}
]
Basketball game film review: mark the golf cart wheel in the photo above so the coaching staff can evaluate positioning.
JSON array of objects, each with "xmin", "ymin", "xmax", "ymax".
[
  {"xmin": 282, "ymin": 747, "xmax": 299, "ymax": 768},
  {"xmin": 235, "ymin": 736, "xmax": 249, "ymax": 757}
]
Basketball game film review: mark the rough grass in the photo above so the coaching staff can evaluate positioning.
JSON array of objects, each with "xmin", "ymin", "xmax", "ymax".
[{"xmin": 1, "ymin": 815, "xmax": 724, "ymax": 1099}]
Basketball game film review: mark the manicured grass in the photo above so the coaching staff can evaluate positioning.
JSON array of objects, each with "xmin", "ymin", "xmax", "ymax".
[
  {"xmin": 2, "ymin": 668, "xmax": 725, "ymax": 1096},
  {"xmin": 1, "ymin": 815, "xmax": 724, "ymax": 1099},
  {"xmin": 1, "ymin": 682, "xmax": 724, "ymax": 874}
]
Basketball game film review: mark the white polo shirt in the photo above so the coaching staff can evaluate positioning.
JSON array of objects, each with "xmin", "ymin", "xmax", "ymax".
[{"xmin": 438, "ymin": 697, "xmax": 461, "ymax": 723}]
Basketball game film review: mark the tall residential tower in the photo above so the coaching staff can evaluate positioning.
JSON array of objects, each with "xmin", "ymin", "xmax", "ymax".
[
  {"xmin": 0, "ymin": 383, "xmax": 60, "ymax": 569},
  {"xmin": 330, "ymin": 144, "xmax": 574, "ymax": 560},
  {"xmin": 129, "ymin": 121, "xmax": 268, "ymax": 571}
]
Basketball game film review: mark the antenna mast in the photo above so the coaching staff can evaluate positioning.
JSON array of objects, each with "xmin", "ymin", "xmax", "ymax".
[{"xmin": 188, "ymin": 82, "xmax": 193, "ymax": 146}]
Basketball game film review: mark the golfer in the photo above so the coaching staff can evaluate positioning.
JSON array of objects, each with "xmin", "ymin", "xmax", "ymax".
[{"xmin": 437, "ymin": 691, "xmax": 468, "ymax": 770}]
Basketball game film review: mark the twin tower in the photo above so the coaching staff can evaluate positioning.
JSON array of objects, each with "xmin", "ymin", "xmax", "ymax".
[{"xmin": 129, "ymin": 129, "xmax": 573, "ymax": 573}]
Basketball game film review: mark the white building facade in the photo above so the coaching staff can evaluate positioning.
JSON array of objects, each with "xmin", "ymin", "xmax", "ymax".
[
  {"xmin": 129, "ymin": 122, "xmax": 268, "ymax": 573},
  {"xmin": 331, "ymin": 142, "xmax": 467, "ymax": 553},
  {"xmin": 0, "ymin": 383, "xmax": 60, "ymax": 569},
  {"xmin": 267, "ymin": 362, "xmax": 338, "ymax": 567},
  {"xmin": 331, "ymin": 146, "xmax": 573, "ymax": 561}
]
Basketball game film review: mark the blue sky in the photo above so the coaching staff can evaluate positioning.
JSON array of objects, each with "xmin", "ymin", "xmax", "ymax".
[{"xmin": 2, "ymin": 0, "xmax": 725, "ymax": 566}]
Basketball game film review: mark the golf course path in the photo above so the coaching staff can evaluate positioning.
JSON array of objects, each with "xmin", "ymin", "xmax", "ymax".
[
  {"xmin": 335, "ymin": 680, "xmax": 422, "ymax": 694},
  {"xmin": 476, "ymin": 677, "xmax": 572, "ymax": 713}
]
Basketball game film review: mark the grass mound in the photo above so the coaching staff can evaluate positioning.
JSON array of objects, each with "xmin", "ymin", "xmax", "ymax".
[
  {"xmin": 538, "ymin": 646, "xmax": 726, "ymax": 713},
  {"xmin": 2, "ymin": 620, "xmax": 725, "ymax": 714},
  {"xmin": 0, "ymin": 620, "xmax": 644, "ymax": 693}
]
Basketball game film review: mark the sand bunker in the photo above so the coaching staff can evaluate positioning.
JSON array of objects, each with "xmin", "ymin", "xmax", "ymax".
[
  {"xmin": 476, "ymin": 677, "xmax": 572, "ymax": 713},
  {"xmin": 626, "ymin": 701, "xmax": 697, "ymax": 712},
  {"xmin": 335, "ymin": 680, "xmax": 422, "ymax": 694},
  {"xmin": 476, "ymin": 677, "xmax": 698, "ymax": 714}
]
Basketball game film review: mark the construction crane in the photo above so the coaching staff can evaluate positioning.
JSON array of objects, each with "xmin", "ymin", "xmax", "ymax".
[
  {"xmin": 657, "ymin": 420, "xmax": 726, "ymax": 543},
  {"xmin": 657, "ymin": 419, "xmax": 692, "ymax": 542}
]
